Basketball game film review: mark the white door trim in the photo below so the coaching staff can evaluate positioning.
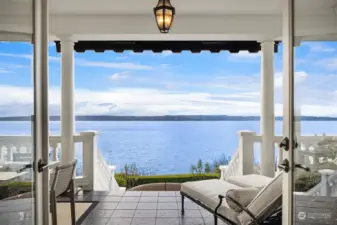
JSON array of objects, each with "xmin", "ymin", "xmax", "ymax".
[
  {"xmin": 282, "ymin": 0, "xmax": 295, "ymax": 225},
  {"xmin": 33, "ymin": 0, "xmax": 50, "ymax": 224}
]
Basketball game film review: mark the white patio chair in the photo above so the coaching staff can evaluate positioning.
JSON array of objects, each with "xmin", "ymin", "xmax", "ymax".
[{"xmin": 50, "ymin": 160, "xmax": 77, "ymax": 225}]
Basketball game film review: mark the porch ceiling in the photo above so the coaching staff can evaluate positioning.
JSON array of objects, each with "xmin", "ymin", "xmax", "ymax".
[
  {"xmin": 0, "ymin": 0, "xmax": 337, "ymax": 42},
  {"xmin": 55, "ymin": 41, "xmax": 280, "ymax": 53}
]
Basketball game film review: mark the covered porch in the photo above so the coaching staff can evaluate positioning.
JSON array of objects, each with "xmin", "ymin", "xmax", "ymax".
[{"xmin": 1, "ymin": 0, "xmax": 337, "ymax": 225}]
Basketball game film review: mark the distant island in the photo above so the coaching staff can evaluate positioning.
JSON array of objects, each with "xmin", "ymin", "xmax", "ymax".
[{"xmin": 0, "ymin": 115, "xmax": 336, "ymax": 121}]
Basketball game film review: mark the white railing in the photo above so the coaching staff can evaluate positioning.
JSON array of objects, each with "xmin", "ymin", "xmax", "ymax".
[
  {"xmin": 305, "ymin": 169, "xmax": 337, "ymax": 197},
  {"xmin": 220, "ymin": 150, "xmax": 239, "ymax": 180},
  {"xmin": 0, "ymin": 131, "xmax": 122, "ymax": 194},
  {"xmin": 0, "ymin": 136, "xmax": 33, "ymax": 161},
  {"xmin": 220, "ymin": 130, "xmax": 337, "ymax": 181},
  {"xmin": 220, "ymin": 130, "xmax": 256, "ymax": 180}
]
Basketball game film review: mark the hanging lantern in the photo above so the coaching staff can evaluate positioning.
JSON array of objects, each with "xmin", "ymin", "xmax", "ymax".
[{"xmin": 153, "ymin": 0, "xmax": 175, "ymax": 33}]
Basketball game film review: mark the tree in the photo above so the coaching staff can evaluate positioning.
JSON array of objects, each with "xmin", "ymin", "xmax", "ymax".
[
  {"xmin": 197, "ymin": 159, "xmax": 203, "ymax": 174},
  {"xmin": 130, "ymin": 163, "xmax": 138, "ymax": 175},
  {"xmin": 212, "ymin": 154, "xmax": 231, "ymax": 173},
  {"xmin": 124, "ymin": 164, "xmax": 129, "ymax": 176},
  {"xmin": 190, "ymin": 164, "xmax": 197, "ymax": 174},
  {"xmin": 204, "ymin": 162, "xmax": 211, "ymax": 174}
]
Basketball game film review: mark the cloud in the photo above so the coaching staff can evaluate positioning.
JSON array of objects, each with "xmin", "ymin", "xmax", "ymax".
[
  {"xmin": 274, "ymin": 71, "xmax": 308, "ymax": 89},
  {"xmin": 318, "ymin": 58, "xmax": 337, "ymax": 70},
  {"xmin": 0, "ymin": 69, "xmax": 14, "ymax": 74},
  {"xmin": 304, "ymin": 43, "xmax": 335, "ymax": 53},
  {"xmin": 116, "ymin": 56, "xmax": 128, "ymax": 60},
  {"xmin": 161, "ymin": 51, "xmax": 173, "ymax": 57},
  {"xmin": 160, "ymin": 64, "xmax": 171, "ymax": 69},
  {"xmin": 0, "ymin": 79, "xmax": 337, "ymax": 117},
  {"xmin": 110, "ymin": 72, "xmax": 128, "ymax": 81},
  {"xmin": 0, "ymin": 52, "xmax": 60, "ymax": 62},
  {"xmin": 0, "ymin": 63, "xmax": 30, "ymax": 74},
  {"xmin": 229, "ymin": 51, "xmax": 261, "ymax": 60},
  {"xmin": 76, "ymin": 59, "xmax": 153, "ymax": 70}
]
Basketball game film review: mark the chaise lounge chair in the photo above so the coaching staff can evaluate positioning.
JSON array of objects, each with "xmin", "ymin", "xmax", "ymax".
[{"xmin": 180, "ymin": 170, "xmax": 305, "ymax": 225}]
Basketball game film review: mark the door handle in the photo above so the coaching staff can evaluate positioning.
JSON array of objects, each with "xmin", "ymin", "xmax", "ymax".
[
  {"xmin": 37, "ymin": 159, "xmax": 48, "ymax": 173},
  {"xmin": 279, "ymin": 138, "xmax": 290, "ymax": 151},
  {"xmin": 278, "ymin": 159, "xmax": 290, "ymax": 173},
  {"xmin": 295, "ymin": 164, "xmax": 310, "ymax": 172},
  {"xmin": 18, "ymin": 159, "xmax": 54, "ymax": 173},
  {"xmin": 278, "ymin": 160, "xmax": 310, "ymax": 174},
  {"xmin": 279, "ymin": 137, "xmax": 298, "ymax": 151},
  {"xmin": 18, "ymin": 163, "xmax": 33, "ymax": 173}
]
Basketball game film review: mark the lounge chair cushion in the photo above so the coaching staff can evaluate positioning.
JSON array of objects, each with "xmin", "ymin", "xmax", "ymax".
[
  {"xmin": 238, "ymin": 172, "xmax": 283, "ymax": 225},
  {"xmin": 181, "ymin": 179, "xmax": 240, "ymax": 224},
  {"xmin": 226, "ymin": 187, "xmax": 260, "ymax": 213},
  {"xmin": 227, "ymin": 174, "xmax": 273, "ymax": 190}
]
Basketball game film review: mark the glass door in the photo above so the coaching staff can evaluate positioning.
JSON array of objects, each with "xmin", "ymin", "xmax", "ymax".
[
  {"xmin": 0, "ymin": 1, "xmax": 38, "ymax": 225},
  {"xmin": 283, "ymin": 0, "xmax": 337, "ymax": 225},
  {"xmin": 0, "ymin": 0, "xmax": 51, "ymax": 224}
]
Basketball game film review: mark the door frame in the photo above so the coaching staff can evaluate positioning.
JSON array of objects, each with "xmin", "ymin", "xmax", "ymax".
[
  {"xmin": 33, "ymin": 0, "xmax": 50, "ymax": 224},
  {"xmin": 282, "ymin": 0, "xmax": 295, "ymax": 225}
]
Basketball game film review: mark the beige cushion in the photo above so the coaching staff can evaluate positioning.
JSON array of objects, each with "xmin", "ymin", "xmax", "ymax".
[
  {"xmin": 226, "ymin": 188, "xmax": 260, "ymax": 213},
  {"xmin": 238, "ymin": 172, "xmax": 283, "ymax": 225},
  {"xmin": 238, "ymin": 170, "xmax": 307, "ymax": 225},
  {"xmin": 181, "ymin": 179, "xmax": 240, "ymax": 224},
  {"xmin": 227, "ymin": 174, "xmax": 273, "ymax": 190}
]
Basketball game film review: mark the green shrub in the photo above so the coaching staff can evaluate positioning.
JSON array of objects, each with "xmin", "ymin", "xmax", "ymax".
[
  {"xmin": 295, "ymin": 171, "xmax": 321, "ymax": 192},
  {"xmin": 115, "ymin": 173, "xmax": 127, "ymax": 187},
  {"xmin": 0, "ymin": 181, "xmax": 32, "ymax": 200},
  {"xmin": 125, "ymin": 173, "xmax": 219, "ymax": 189}
]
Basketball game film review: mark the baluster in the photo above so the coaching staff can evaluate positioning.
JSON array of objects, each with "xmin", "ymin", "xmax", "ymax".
[
  {"xmin": 50, "ymin": 142, "xmax": 58, "ymax": 161},
  {"xmin": 0, "ymin": 147, "xmax": 3, "ymax": 161},
  {"xmin": 7, "ymin": 146, "xmax": 12, "ymax": 161},
  {"xmin": 319, "ymin": 170, "xmax": 334, "ymax": 197}
]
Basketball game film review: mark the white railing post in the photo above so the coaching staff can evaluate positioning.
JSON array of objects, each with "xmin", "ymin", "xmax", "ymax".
[
  {"xmin": 50, "ymin": 142, "xmax": 58, "ymax": 161},
  {"xmin": 7, "ymin": 147, "xmax": 12, "ymax": 161},
  {"xmin": 237, "ymin": 130, "xmax": 255, "ymax": 175},
  {"xmin": 0, "ymin": 148, "xmax": 3, "ymax": 161},
  {"xmin": 80, "ymin": 131, "xmax": 98, "ymax": 191},
  {"xmin": 319, "ymin": 169, "xmax": 335, "ymax": 196},
  {"xmin": 219, "ymin": 165, "xmax": 228, "ymax": 180}
]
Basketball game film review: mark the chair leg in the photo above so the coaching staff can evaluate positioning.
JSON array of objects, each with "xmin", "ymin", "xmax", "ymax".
[
  {"xmin": 70, "ymin": 180, "xmax": 76, "ymax": 225},
  {"xmin": 181, "ymin": 194, "xmax": 185, "ymax": 215},
  {"xmin": 214, "ymin": 214, "xmax": 218, "ymax": 225},
  {"xmin": 50, "ymin": 191, "xmax": 57, "ymax": 225}
]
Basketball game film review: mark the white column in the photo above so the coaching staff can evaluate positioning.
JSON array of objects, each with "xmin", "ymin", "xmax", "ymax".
[
  {"xmin": 260, "ymin": 41, "xmax": 275, "ymax": 178},
  {"xmin": 61, "ymin": 39, "xmax": 75, "ymax": 163}
]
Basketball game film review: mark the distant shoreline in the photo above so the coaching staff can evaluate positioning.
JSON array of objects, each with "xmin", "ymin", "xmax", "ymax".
[{"xmin": 0, "ymin": 115, "xmax": 336, "ymax": 121}]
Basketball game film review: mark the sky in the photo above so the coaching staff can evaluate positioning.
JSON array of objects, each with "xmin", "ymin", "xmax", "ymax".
[{"xmin": 0, "ymin": 41, "xmax": 337, "ymax": 117}]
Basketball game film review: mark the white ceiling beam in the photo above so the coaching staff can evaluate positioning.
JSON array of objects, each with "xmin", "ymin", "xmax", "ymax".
[
  {"xmin": 0, "ymin": 13, "xmax": 336, "ymax": 41},
  {"xmin": 51, "ymin": 15, "xmax": 281, "ymax": 35}
]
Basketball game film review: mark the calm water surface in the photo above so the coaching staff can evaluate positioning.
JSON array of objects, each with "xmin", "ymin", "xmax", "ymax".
[{"xmin": 0, "ymin": 121, "xmax": 335, "ymax": 174}]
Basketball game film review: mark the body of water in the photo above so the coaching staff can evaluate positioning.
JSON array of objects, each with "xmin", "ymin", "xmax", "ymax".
[{"xmin": 0, "ymin": 121, "xmax": 335, "ymax": 174}]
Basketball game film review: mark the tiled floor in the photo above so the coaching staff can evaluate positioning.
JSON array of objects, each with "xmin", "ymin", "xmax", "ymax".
[
  {"xmin": 0, "ymin": 198, "xmax": 34, "ymax": 225},
  {"xmin": 0, "ymin": 191, "xmax": 228, "ymax": 225},
  {"xmin": 80, "ymin": 191, "xmax": 227, "ymax": 225}
]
